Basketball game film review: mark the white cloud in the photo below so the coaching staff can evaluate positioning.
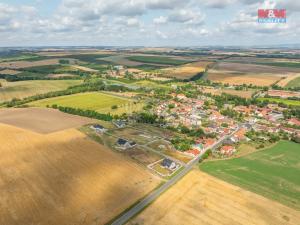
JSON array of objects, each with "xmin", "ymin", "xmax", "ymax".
[
  {"xmin": 168, "ymin": 9, "xmax": 205, "ymax": 25},
  {"xmin": 153, "ymin": 16, "xmax": 168, "ymax": 24}
]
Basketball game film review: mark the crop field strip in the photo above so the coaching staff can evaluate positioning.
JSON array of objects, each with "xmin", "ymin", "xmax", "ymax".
[
  {"xmin": 199, "ymin": 141, "xmax": 300, "ymax": 210},
  {"xmin": 128, "ymin": 170, "xmax": 300, "ymax": 225},
  {"xmin": 0, "ymin": 79, "xmax": 82, "ymax": 102}
]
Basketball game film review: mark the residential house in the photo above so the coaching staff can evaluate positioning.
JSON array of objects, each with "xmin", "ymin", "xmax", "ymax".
[
  {"xmin": 90, "ymin": 124, "xmax": 107, "ymax": 133},
  {"xmin": 116, "ymin": 138, "xmax": 136, "ymax": 149},
  {"xmin": 113, "ymin": 120, "xmax": 126, "ymax": 128},
  {"xmin": 220, "ymin": 145, "xmax": 236, "ymax": 156},
  {"xmin": 185, "ymin": 149, "xmax": 201, "ymax": 157},
  {"xmin": 288, "ymin": 118, "xmax": 300, "ymax": 127},
  {"xmin": 161, "ymin": 158, "xmax": 177, "ymax": 170}
]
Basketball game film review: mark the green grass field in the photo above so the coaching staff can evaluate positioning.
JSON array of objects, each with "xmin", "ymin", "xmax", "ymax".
[
  {"xmin": 0, "ymin": 79, "xmax": 82, "ymax": 102},
  {"xmin": 127, "ymin": 56, "xmax": 191, "ymax": 66},
  {"xmin": 30, "ymin": 92, "xmax": 140, "ymax": 114},
  {"xmin": 200, "ymin": 141, "xmax": 300, "ymax": 209},
  {"xmin": 258, "ymin": 97, "xmax": 300, "ymax": 106},
  {"xmin": 286, "ymin": 77, "xmax": 300, "ymax": 88}
]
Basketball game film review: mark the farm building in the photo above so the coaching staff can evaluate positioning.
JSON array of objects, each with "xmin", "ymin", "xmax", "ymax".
[
  {"xmin": 161, "ymin": 158, "xmax": 176, "ymax": 170},
  {"xmin": 90, "ymin": 124, "xmax": 107, "ymax": 133}
]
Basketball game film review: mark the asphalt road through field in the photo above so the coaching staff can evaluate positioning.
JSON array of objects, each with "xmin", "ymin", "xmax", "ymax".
[{"xmin": 111, "ymin": 126, "xmax": 241, "ymax": 225}]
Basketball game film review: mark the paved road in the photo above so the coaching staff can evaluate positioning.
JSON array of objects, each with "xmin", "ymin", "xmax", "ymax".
[{"xmin": 111, "ymin": 126, "xmax": 241, "ymax": 225}]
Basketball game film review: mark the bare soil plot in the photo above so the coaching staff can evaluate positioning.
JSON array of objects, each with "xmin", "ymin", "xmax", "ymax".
[
  {"xmin": 128, "ymin": 170, "xmax": 300, "ymax": 225},
  {"xmin": 110, "ymin": 127, "xmax": 156, "ymax": 145},
  {"xmin": 0, "ymin": 69, "xmax": 21, "ymax": 75},
  {"xmin": 0, "ymin": 124, "xmax": 159, "ymax": 225},
  {"xmin": 0, "ymin": 59, "xmax": 60, "ymax": 69},
  {"xmin": 161, "ymin": 61, "xmax": 212, "ymax": 79},
  {"xmin": 126, "ymin": 146, "xmax": 163, "ymax": 166},
  {"xmin": 0, "ymin": 108, "xmax": 96, "ymax": 134}
]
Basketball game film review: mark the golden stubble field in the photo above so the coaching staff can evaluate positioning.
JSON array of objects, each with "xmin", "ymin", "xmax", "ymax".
[
  {"xmin": 161, "ymin": 61, "xmax": 212, "ymax": 79},
  {"xmin": 128, "ymin": 170, "xmax": 300, "ymax": 225},
  {"xmin": 0, "ymin": 123, "xmax": 160, "ymax": 225}
]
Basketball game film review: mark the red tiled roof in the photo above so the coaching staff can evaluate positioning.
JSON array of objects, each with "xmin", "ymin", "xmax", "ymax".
[{"xmin": 186, "ymin": 149, "xmax": 201, "ymax": 156}]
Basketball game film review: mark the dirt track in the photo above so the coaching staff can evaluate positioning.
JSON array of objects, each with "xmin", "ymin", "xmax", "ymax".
[
  {"xmin": 0, "ymin": 123, "xmax": 159, "ymax": 225},
  {"xmin": 0, "ymin": 108, "xmax": 96, "ymax": 134},
  {"xmin": 128, "ymin": 170, "xmax": 300, "ymax": 225}
]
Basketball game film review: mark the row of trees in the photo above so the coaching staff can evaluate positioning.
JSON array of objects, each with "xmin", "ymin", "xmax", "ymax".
[{"xmin": 52, "ymin": 105, "xmax": 113, "ymax": 121}]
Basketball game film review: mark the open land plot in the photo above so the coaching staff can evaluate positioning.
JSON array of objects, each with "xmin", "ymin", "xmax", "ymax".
[
  {"xmin": 125, "ymin": 146, "xmax": 163, "ymax": 167},
  {"xmin": 202, "ymin": 87, "xmax": 255, "ymax": 98},
  {"xmin": 128, "ymin": 169, "xmax": 300, "ymax": 225},
  {"xmin": 160, "ymin": 61, "xmax": 212, "ymax": 79},
  {"xmin": 147, "ymin": 140, "xmax": 193, "ymax": 164},
  {"xmin": 0, "ymin": 108, "xmax": 96, "ymax": 134},
  {"xmin": 258, "ymin": 97, "xmax": 300, "ymax": 106},
  {"xmin": 200, "ymin": 141, "xmax": 300, "ymax": 210},
  {"xmin": 0, "ymin": 123, "xmax": 159, "ymax": 225},
  {"xmin": 95, "ymin": 133, "xmax": 163, "ymax": 167},
  {"xmin": 30, "ymin": 92, "xmax": 132, "ymax": 112},
  {"xmin": 110, "ymin": 127, "xmax": 157, "ymax": 145},
  {"xmin": 0, "ymin": 80, "xmax": 82, "ymax": 102},
  {"xmin": 0, "ymin": 59, "xmax": 60, "ymax": 69}
]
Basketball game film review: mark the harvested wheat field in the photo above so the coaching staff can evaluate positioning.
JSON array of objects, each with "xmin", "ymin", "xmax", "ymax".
[
  {"xmin": 161, "ymin": 61, "xmax": 212, "ymax": 79},
  {"xmin": 0, "ymin": 59, "xmax": 60, "ymax": 69},
  {"xmin": 208, "ymin": 72, "xmax": 281, "ymax": 86},
  {"xmin": 128, "ymin": 170, "xmax": 300, "ymax": 225},
  {"xmin": 0, "ymin": 108, "xmax": 96, "ymax": 134},
  {"xmin": 0, "ymin": 123, "xmax": 159, "ymax": 225}
]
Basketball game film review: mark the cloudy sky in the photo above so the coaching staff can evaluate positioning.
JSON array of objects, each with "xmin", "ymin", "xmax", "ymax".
[{"xmin": 0, "ymin": 0, "xmax": 299, "ymax": 46}]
